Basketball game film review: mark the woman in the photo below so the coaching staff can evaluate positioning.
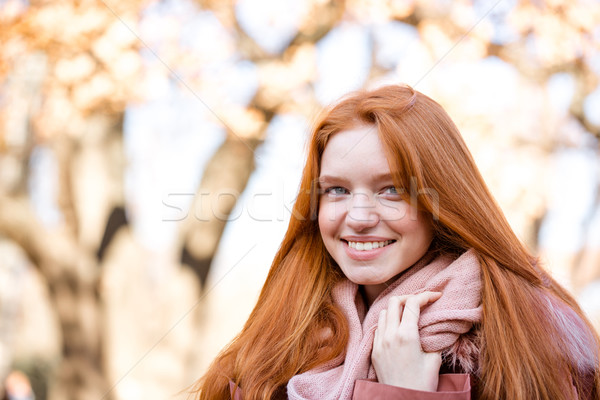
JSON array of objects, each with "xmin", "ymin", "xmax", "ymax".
[{"xmin": 194, "ymin": 85, "xmax": 600, "ymax": 399}]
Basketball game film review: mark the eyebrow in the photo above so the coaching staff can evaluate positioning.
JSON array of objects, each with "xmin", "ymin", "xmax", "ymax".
[
  {"xmin": 318, "ymin": 173, "xmax": 395, "ymax": 184},
  {"xmin": 318, "ymin": 175, "xmax": 348, "ymax": 184}
]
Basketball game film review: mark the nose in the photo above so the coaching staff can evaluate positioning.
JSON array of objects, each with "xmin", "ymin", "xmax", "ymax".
[{"xmin": 346, "ymin": 192, "xmax": 380, "ymax": 231}]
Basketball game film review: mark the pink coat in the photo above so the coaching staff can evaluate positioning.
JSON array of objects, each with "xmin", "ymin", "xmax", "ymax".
[
  {"xmin": 230, "ymin": 373, "xmax": 472, "ymax": 399},
  {"xmin": 228, "ymin": 366, "xmax": 598, "ymax": 399}
]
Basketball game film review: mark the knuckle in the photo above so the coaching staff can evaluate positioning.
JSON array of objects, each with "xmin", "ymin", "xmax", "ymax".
[
  {"xmin": 381, "ymin": 335, "xmax": 393, "ymax": 347},
  {"xmin": 390, "ymin": 332, "xmax": 406, "ymax": 344},
  {"xmin": 382, "ymin": 333, "xmax": 402, "ymax": 348},
  {"xmin": 397, "ymin": 328, "xmax": 419, "ymax": 342}
]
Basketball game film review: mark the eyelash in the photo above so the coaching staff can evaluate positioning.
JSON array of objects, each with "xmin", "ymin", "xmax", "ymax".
[
  {"xmin": 322, "ymin": 186, "xmax": 402, "ymax": 196},
  {"xmin": 324, "ymin": 186, "xmax": 349, "ymax": 195}
]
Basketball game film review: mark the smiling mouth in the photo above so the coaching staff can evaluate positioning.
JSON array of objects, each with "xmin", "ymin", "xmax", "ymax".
[{"xmin": 342, "ymin": 239, "xmax": 396, "ymax": 251}]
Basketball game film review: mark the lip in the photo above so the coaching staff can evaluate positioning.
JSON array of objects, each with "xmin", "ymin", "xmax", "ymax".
[
  {"xmin": 342, "ymin": 238, "xmax": 394, "ymax": 261},
  {"xmin": 341, "ymin": 235, "xmax": 393, "ymax": 242}
]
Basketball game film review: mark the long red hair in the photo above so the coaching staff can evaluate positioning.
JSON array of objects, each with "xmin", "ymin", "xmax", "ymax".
[{"xmin": 194, "ymin": 85, "xmax": 600, "ymax": 399}]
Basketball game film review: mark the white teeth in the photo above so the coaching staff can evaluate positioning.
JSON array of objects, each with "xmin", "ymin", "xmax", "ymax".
[{"xmin": 347, "ymin": 240, "xmax": 393, "ymax": 251}]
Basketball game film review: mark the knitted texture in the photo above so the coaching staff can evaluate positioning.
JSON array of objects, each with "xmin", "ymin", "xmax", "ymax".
[{"xmin": 287, "ymin": 249, "xmax": 482, "ymax": 400}]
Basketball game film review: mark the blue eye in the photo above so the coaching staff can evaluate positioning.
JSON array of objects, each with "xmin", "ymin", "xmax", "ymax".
[
  {"xmin": 325, "ymin": 187, "xmax": 348, "ymax": 195},
  {"xmin": 380, "ymin": 186, "xmax": 403, "ymax": 199},
  {"xmin": 383, "ymin": 186, "xmax": 400, "ymax": 194}
]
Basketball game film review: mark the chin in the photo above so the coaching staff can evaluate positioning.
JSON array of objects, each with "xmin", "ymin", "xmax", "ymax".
[{"xmin": 343, "ymin": 271, "xmax": 388, "ymax": 287}]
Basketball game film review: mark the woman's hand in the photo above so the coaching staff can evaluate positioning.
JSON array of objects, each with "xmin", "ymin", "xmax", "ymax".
[{"xmin": 372, "ymin": 291, "xmax": 443, "ymax": 392}]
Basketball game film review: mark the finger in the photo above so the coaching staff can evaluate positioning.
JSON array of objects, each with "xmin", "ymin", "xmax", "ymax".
[
  {"xmin": 386, "ymin": 296, "xmax": 406, "ymax": 329},
  {"xmin": 377, "ymin": 309, "xmax": 387, "ymax": 336},
  {"xmin": 399, "ymin": 291, "xmax": 442, "ymax": 329}
]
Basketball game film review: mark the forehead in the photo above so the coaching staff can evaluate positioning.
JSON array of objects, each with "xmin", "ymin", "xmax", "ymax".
[{"xmin": 320, "ymin": 126, "xmax": 391, "ymax": 176}]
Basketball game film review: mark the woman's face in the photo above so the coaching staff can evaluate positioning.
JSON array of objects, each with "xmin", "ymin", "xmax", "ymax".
[{"xmin": 318, "ymin": 125, "xmax": 434, "ymax": 299}]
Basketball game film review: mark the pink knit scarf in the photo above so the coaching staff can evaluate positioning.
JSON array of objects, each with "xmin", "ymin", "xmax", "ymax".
[{"xmin": 287, "ymin": 249, "xmax": 482, "ymax": 400}]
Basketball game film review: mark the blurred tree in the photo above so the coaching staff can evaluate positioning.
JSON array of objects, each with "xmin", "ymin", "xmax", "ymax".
[
  {"xmin": 0, "ymin": 0, "xmax": 343, "ymax": 398},
  {"xmin": 0, "ymin": 1, "xmax": 141, "ymax": 397}
]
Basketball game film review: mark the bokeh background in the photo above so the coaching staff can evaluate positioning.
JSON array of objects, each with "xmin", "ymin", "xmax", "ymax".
[{"xmin": 1, "ymin": 0, "xmax": 599, "ymax": 399}]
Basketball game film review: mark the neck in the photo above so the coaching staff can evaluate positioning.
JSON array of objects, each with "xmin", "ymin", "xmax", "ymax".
[
  {"xmin": 358, "ymin": 251, "xmax": 438, "ymax": 307},
  {"xmin": 360, "ymin": 283, "xmax": 388, "ymax": 307}
]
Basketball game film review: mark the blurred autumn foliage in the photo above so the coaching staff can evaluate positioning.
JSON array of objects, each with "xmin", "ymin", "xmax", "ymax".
[{"xmin": 0, "ymin": 0, "xmax": 599, "ymax": 399}]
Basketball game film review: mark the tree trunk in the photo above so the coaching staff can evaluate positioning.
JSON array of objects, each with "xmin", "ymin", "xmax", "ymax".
[{"xmin": 0, "ymin": 195, "xmax": 110, "ymax": 400}]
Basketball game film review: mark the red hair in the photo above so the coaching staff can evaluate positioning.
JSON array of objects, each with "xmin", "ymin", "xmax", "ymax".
[{"xmin": 194, "ymin": 85, "xmax": 600, "ymax": 399}]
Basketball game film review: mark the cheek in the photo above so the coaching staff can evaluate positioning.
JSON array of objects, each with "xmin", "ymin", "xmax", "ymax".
[
  {"xmin": 318, "ymin": 202, "xmax": 340, "ymax": 237},
  {"xmin": 380, "ymin": 201, "xmax": 409, "ymax": 221},
  {"xmin": 380, "ymin": 201, "xmax": 414, "ymax": 226},
  {"xmin": 387, "ymin": 210, "xmax": 433, "ymax": 239}
]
